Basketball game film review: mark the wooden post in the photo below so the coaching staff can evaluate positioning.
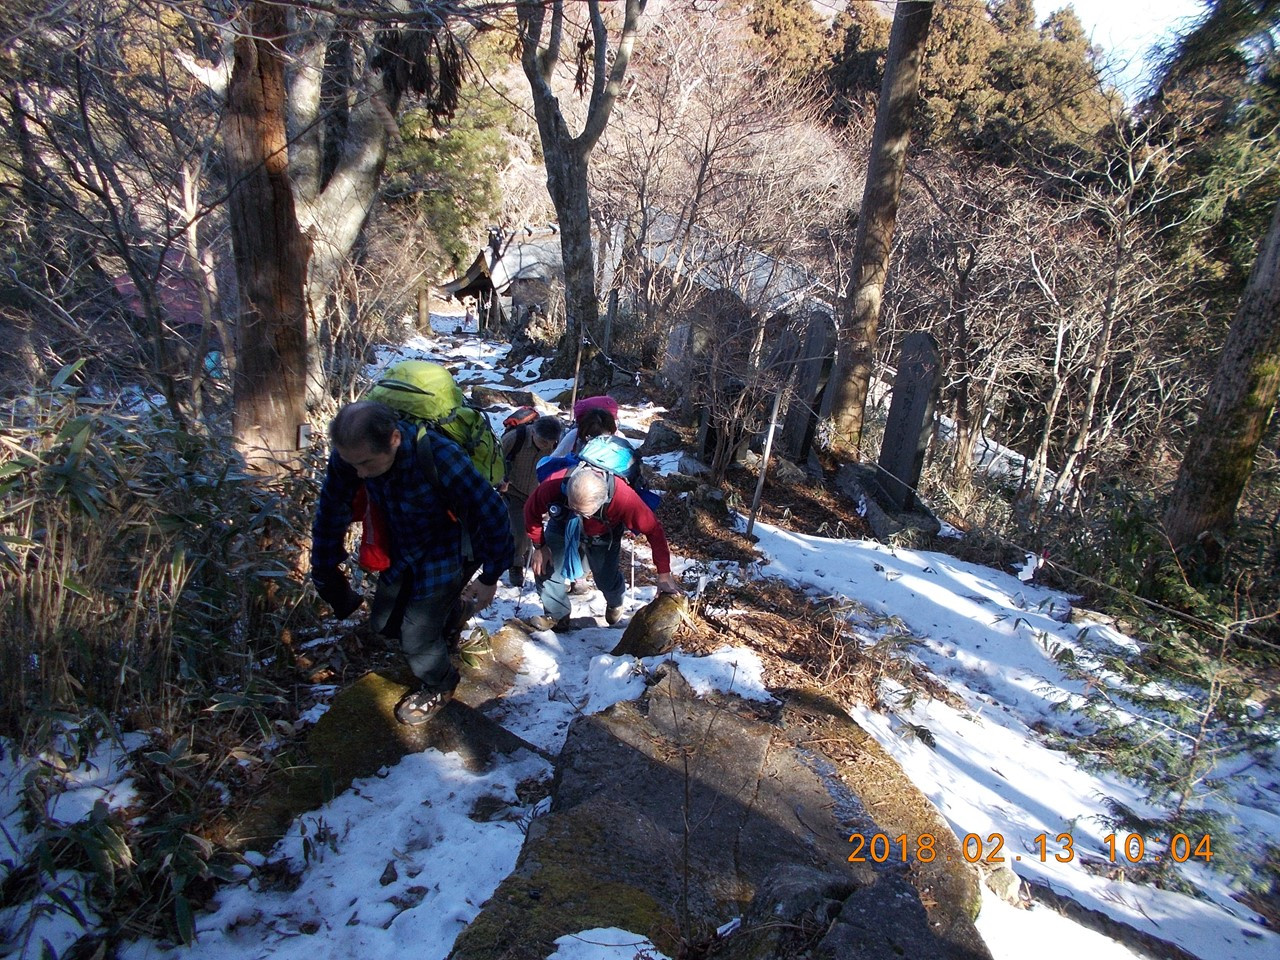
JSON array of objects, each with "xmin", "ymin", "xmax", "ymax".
[
  {"xmin": 417, "ymin": 282, "xmax": 429, "ymax": 331},
  {"xmin": 569, "ymin": 326, "xmax": 584, "ymax": 411},
  {"xmin": 746, "ymin": 385, "xmax": 784, "ymax": 540}
]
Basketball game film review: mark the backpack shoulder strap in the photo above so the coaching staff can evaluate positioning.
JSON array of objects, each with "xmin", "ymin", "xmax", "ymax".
[
  {"xmin": 508, "ymin": 424, "xmax": 527, "ymax": 461},
  {"xmin": 414, "ymin": 425, "xmax": 442, "ymax": 494},
  {"xmin": 414, "ymin": 425, "xmax": 471, "ymax": 551}
]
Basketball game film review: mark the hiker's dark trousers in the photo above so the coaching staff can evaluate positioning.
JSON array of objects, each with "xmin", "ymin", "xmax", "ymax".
[
  {"xmin": 371, "ymin": 570, "xmax": 462, "ymax": 695},
  {"xmin": 504, "ymin": 491, "xmax": 532, "ymax": 573},
  {"xmin": 536, "ymin": 514, "xmax": 625, "ymax": 621}
]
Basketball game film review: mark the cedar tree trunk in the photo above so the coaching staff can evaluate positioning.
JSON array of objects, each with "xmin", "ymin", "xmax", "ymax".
[
  {"xmin": 224, "ymin": 2, "xmax": 312, "ymax": 473},
  {"xmin": 826, "ymin": 1, "xmax": 933, "ymax": 456},
  {"xmin": 1163, "ymin": 197, "xmax": 1280, "ymax": 550}
]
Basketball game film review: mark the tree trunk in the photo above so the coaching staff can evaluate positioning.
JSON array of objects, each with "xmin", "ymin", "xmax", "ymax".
[
  {"xmin": 417, "ymin": 281, "xmax": 430, "ymax": 332},
  {"xmin": 947, "ymin": 246, "xmax": 978, "ymax": 486},
  {"xmin": 520, "ymin": 0, "xmax": 648, "ymax": 370},
  {"xmin": 224, "ymin": 2, "xmax": 312, "ymax": 473},
  {"xmin": 290, "ymin": 15, "xmax": 394, "ymax": 409},
  {"xmin": 545, "ymin": 143, "xmax": 596, "ymax": 344},
  {"xmin": 826, "ymin": 0, "xmax": 933, "ymax": 457},
  {"xmin": 1163, "ymin": 198, "xmax": 1280, "ymax": 550},
  {"xmin": 1029, "ymin": 376, "xmax": 1067, "ymax": 504}
]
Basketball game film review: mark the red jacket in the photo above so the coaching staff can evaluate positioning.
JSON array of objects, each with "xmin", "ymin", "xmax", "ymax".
[{"xmin": 524, "ymin": 469, "xmax": 671, "ymax": 574}]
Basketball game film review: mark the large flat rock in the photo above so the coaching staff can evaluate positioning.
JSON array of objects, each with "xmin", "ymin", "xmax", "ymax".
[
  {"xmin": 453, "ymin": 667, "xmax": 982, "ymax": 960},
  {"xmin": 777, "ymin": 686, "xmax": 989, "ymax": 960},
  {"xmin": 223, "ymin": 621, "xmax": 542, "ymax": 852}
]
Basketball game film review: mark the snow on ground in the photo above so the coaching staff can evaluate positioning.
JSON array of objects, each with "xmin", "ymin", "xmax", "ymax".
[
  {"xmin": 5, "ymin": 328, "xmax": 1277, "ymax": 960},
  {"xmin": 973, "ymin": 883, "xmax": 1151, "ymax": 960},
  {"xmin": 643, "ymin": 451, "xmax": 684, "ymax": 476},
  {"xmin": 2, "ymin": 733, "xmax": 148, "ymax": 958},
  {"xmin": 543, "ymin": 928, "xmax": 670, "ymax": 960},
  {"xmin": 119, "ymin": 749, "xmax": 550, "ymax": 960},
  {"xmin": 109, "ymin": 570, "xmax": 756, "ymax": 960},
  {"xmin": 744, "ymin": 517, "xmax": 1280, "ymax": 960}
]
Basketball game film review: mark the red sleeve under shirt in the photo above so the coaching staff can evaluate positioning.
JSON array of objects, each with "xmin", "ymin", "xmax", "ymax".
[{"xmin": 524, "ymin": 470, "xmax": 671, "ymax": 574}]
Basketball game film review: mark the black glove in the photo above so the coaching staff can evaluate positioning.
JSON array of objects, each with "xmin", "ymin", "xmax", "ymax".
[{"xmin": 313, "ymin": 566, "xmax": 363, "ymax": 619}]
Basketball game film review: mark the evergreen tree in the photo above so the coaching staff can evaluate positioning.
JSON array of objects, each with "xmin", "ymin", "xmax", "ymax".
[
  {"xmin": 384, "ymin": 79, "xmax": 511, "ymax": 269},
  {"xmin": 988, "ymin": 0, "xmax": 1036, "ymax": 34},
  {"xmin": 1157, "ymin": 0, "xmax": 1280, "ymax": 557},
  {"xmin": 917, "ymin": 0, "xmax": 1000, "ymax": 142},
  {"xmin": 977, "ymin": 7, "xmax": 1114, "ymax": 163},
  {"xmin": 1148, "ymin": 4, "xmax": 1280, "ymax": 299},
  {"xmin": 736, "ymin": 0, "xmax": 833, "ymax": 81},
  {"xmin": 828, "ymin": 3, "xmax": 893, "ymax": 115},
  {"xmin": 827, "ymin": 0, "xmax": 1111, "ymax": 159}
]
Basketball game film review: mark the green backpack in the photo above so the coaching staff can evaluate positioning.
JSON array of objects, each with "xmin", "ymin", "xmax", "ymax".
[{"xmin": 365, "ymin": 360, "xmax": 505, "ymax": 486}]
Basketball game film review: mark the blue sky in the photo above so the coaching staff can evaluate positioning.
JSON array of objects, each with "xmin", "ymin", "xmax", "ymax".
[{"xmin": 1035, "ymin": 0, "xmax": 1206, "ymax": 93}]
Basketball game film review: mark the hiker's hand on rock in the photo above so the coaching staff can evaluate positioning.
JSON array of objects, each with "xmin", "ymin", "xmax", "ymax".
[
  {"xmin": 462, "ymin": 580, "xmax": 497, "ymax": 611},
  {"xmin": 655, "ymin": 572, "xmax": 682, "ymax": 596},
  {"xmin": 530, "ymin": 544, "xmax": 552, "ymax": 577}
]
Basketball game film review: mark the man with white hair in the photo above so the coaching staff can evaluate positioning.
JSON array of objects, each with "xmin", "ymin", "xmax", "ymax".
[{"xmin": 523, "ymin": 462, "xmax": 679, "ymax": 630}]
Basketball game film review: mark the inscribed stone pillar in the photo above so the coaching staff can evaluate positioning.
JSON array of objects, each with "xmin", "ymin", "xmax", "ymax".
[
  {"xmin": 877, "ymin": 332, "xmax": 940, "ymax": 510},
  {"xmin": 781, "ymin": 309, "xmax": 835, "ymax": 461}
]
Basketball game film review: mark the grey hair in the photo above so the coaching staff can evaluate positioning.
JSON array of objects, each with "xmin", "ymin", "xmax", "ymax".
[{"xmin": 565, "ymin": 469, "xmax": 609, "ymax": 516}]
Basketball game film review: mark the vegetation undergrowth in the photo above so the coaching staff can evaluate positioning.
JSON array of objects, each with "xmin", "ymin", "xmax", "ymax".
[{"xmin": 0, "ymin": 363, "xmax": 326, "ymax": 943}]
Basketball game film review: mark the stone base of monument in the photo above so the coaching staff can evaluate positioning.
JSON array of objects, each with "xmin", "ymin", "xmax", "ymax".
[{"xmin": 836, "ymin": 462, "xmax": 941, "ymax": 544}]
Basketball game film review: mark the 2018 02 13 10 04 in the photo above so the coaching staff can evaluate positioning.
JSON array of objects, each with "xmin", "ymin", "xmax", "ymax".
[{"xmin": 846, "ymin": 831, "xmax": 1214, "ymax": 864}]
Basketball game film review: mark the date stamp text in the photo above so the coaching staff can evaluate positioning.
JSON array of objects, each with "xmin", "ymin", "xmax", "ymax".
[{"xmin": 847, "ymin": 832, "xmax": 1213, "ymax": 865}]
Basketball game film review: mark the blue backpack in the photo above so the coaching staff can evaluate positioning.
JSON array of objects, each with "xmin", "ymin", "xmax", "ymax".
[{"xmin": 538, "ymin": 435, "xmax": 661, "ymax": 511}]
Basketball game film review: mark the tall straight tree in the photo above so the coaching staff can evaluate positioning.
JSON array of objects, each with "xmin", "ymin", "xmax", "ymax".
[
  {"xmin": 826, "ymin": 0, "xmax": 933, "ymax": 456},
  {"xmin": 1163, "ymin": 198, "xmax": 1280, "ymax": 550},
  {"xmin": 1157, "ymin": 0, "xmax": 1280, "ymax": 550},
  {"xmin": 518, "ymin": 0, "xmax": 648, "ymax": 357},
  {"xmin": 224, "ymin": 1, "xmax": 311, "ymax": 473},
  {"xmin": 187, "ymin": 5, "xmax": 463, "ymax": 413}
]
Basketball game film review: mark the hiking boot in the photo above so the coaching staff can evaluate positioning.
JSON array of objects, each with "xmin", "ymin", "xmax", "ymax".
[
  {"xmin": 569, "ymin": 580, "xmax": 594, "ymax": 597},
  {"xmin": 508, "ymin": 566, "xmax": 525, "ymax": 587},
  {"xmin": 605, "ymin": 605, "xmax": 625, "ymax": 626},
  {"xmin": 395, "ymin": 687, "xmax": 453, "ymax": 726}
]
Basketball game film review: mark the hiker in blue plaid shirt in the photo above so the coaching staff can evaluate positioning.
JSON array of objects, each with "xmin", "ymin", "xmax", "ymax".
[{"xmin": 311, "ymin": 401, "xmax": 513, "ymax": 725}]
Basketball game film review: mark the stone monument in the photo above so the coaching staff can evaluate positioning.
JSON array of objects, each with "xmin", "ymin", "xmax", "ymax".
[
  {"xmin": 834, "ymin": 332, "xmax": 942, "ymax": 542},
  {"xmin": 877, "ymin": 331, "xmax": 940, "ymax": 510}
]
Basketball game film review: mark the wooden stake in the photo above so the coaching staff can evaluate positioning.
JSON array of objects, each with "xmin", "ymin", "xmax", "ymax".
[
  {"xmin": 746, "ymin": 385, "xmax": 784, "ymax": 540},
  {"xmin": 569, "ymin": 323, "xmax": 584, "ymax": 411}
]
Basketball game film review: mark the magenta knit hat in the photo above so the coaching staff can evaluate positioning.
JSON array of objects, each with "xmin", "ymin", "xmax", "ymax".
[{"xmin": 572, "ymin": 395, "xmax": 620, "ymax": 421}]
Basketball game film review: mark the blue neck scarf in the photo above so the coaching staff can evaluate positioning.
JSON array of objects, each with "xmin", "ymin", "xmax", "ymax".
[{"xmin": 562, "ymin": 515, "xmax": 586, "ymax": 581}]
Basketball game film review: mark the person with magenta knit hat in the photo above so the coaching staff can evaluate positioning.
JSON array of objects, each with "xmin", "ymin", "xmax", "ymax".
[
  {"xmin": 523, "ymin": 460, "xmax": 679, "ymax": 631},
  {"xmin": 547, "ymin": 395, "xmax": 620, "ymax": 460}
]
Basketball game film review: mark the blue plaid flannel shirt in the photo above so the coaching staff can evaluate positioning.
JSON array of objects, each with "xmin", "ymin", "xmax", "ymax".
[{"xmin": 311, "ymin": 423, "xmax": 513, "ymax": 598}]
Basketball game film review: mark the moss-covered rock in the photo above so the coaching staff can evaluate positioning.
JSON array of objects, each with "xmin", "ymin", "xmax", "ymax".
[
  {"xmin": 451, "ymin": 797, "xmax": 680, "ymax": 960},
  {"xmin": 456, "ymin": 667, "xmax": 966, "ymax": 960},
  {"xmin": 609, "ymin": 593, "xmax": 690, "ymax": 658},
  {"xmin": 223, "ymin": 620, "xmax": 541, "ymax": 853}
]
